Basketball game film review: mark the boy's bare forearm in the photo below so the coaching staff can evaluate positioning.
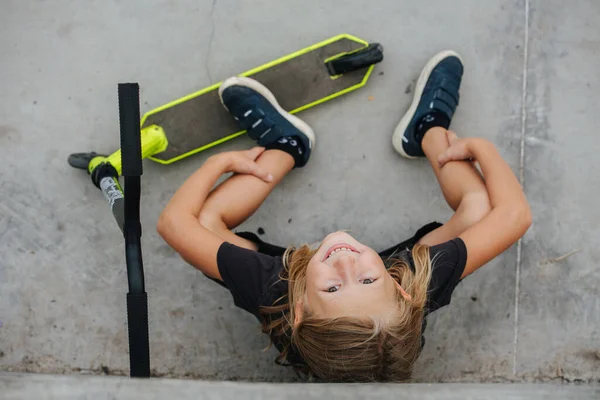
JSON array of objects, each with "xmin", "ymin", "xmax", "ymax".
[
  {"xmin": 458, "ymin": 138, "xmax": 532, "ymax": 276},
  {"xmin": 467, "ymin": 138, "xmax": 528, "ymax": 212},
  {"xmin": 162, "ymin": 155, "xmax": 230, "ymax": 219},
  {"xmin": 201, "ymin": 150, "xmax": 293, "ymax": 228}
]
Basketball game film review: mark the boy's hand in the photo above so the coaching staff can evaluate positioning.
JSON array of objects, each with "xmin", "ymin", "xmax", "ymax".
[
  {"xmin": 219, "ymin": 147, "xmax": 274, "ymax": 182},
  {"xmin": 437, "ymin": 131, "xmax": 475, "ymax": 167}
]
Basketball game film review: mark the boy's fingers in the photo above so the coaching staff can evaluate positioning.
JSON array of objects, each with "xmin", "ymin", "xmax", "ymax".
[
  {"xmin": 446, "ymin": 130, "xmax": 459, "ymax": 144},
  {"xmin": 437, "ymin": 152, "xmax": 449, "ymax": 168},
  {"xmin": 438, "ymin": 145, "xmax": 464, "ymax": 167},
  {"xmin": 247, "ymin": 146, "xmax": 266, "ymax": 160},
  {"xmin": 445, "ymin": 130, "xmax": 452, "ymax": 143},
  {"xmin": 248, "ymin": 162, "xmax": 273, "ymax": 182}
]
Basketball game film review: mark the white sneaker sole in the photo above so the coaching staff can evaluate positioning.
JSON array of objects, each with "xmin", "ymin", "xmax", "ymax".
[
  {"xmin": 392, "ymin": 50, "xmax": 463, "ymax": 159},
  {"xmin": 218, "ymin": 76, "xmax": 316, "ymax": 150}
]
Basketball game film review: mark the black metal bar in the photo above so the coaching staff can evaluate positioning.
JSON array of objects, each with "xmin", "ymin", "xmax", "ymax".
[
  {"xmin": 122, "ymin": 176, "xmax": 144, "ymax": 294},
  {"xmin": 119, "ymin": 84, "xmax": 143, "ymax": 177},
  {"xmin": 118, "ymin": 82, "xmax": 150, "ymax": 378}
]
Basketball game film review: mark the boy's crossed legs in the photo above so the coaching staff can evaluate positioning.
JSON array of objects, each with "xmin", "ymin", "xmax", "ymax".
[
  {"xmin": 199, "ymin": 51, "xmax": 491, "ymax": 250},
  {"xmin": 199, "ymin": 130, "xmax": 491, "ymax": 250},
  {"xmin": 199, "ymin": 149, "xmax": 295, "ymax": 251}
]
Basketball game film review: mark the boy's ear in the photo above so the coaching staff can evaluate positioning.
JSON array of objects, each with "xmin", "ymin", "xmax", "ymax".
[
  {"xmin": 395, "ymin": 281, "xmax": 412, "ymax": 301},
  {"xmin": 294, "ymin": 298, "xmax": 304, "ymax": 327}
]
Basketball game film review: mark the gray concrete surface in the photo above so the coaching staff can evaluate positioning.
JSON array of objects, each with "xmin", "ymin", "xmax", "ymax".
[
  {"xmin": 0, "ymin": 0, "xmax": 598, "ymax": 383},
  {"xmin": 2, "ymin": 373, "xmax": 599, "ymax": 400}
]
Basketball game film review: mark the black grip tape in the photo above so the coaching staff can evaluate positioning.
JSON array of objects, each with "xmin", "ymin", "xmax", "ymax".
[
  {"xmin": 126, "ymin": 292, "xmax": 150, "ymax": 378},
  {"xmin": 118, "ymin": 83, "xmax": 143, "ymax": 177}
]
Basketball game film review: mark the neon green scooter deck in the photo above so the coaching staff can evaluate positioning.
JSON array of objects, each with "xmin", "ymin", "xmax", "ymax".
[{"xmin": 144, "ymin": 34, "xmax": 377, "ymax": 164}]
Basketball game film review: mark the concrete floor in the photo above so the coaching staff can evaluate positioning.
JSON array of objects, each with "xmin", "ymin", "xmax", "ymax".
[
  {"xmin": 3, "ymin": 374, "xmax": 600, "ymax": 400},
  {"xmin": 0, "ymin": 0, "xmax": 598, "ymax": 383}
]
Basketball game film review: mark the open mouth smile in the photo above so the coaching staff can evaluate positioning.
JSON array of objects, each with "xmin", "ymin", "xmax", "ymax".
[{"xmin": 323, "ymin": 243, "xmax": 360, "ymax": 261}]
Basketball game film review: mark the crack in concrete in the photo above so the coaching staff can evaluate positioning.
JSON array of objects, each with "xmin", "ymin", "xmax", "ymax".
[
  {"xmin": 204, "ymin": 0, "xmax": 217, "ymax": 83},
  {"xmin": 513, "ymin": 0, "xmax": 530, "ymax": 377}
]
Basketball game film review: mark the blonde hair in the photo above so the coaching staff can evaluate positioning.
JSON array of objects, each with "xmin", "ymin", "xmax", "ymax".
[{"xmin": 259, "ymin": 244, "xmax": 433, "ymax": 382}]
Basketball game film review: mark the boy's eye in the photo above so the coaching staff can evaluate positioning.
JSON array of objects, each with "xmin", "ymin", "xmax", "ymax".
[
  {"xmin": 362, "ymin": 278, "xmax": 376, "ymax": 284},
  {"xmin": 327, "ymin": 285, "xmax": 340, "ymax": 293}
]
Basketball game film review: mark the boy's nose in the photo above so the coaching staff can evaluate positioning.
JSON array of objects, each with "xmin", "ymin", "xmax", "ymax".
[{"xmin": 334, "ymin": 254, "xmax": 356, "ymax": 276}]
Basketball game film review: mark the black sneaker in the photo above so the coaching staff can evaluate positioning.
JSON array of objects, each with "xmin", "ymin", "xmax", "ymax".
[
  {"xmin": 393, "ymin": 51, "xmax": 464, "ymax": 158},
  {"xmin": 218, "ymin": 76, "xmax": 315, "ymax": 167}
]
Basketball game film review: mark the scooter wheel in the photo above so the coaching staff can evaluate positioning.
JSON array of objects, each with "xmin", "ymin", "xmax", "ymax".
[
  {"xmin": 325, "ymin": 43, "xmax": 384, "ymax": 76},
  {"xmin": 67, "ymin": 152, "xmax": 106, "ymax": 171}
]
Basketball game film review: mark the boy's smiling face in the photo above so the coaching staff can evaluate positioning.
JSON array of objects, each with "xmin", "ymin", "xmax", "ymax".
[{"xmin": 297, "ymin": 231, "xmax": 409, "ymax": 323}]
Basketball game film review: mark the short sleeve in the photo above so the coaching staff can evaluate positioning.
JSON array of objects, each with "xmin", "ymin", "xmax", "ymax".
[
  {"xmin": 425, "ymin": 238, "xmax": 468, "ymax": 314},
  {"xmin": 216, "ymin": 242, "xmax": 283, "ymax": 319}
]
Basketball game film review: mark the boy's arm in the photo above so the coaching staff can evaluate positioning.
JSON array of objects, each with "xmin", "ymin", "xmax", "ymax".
[
  {"xmin": 441, "ymin": 138, "xmax": 532, "ymax": 278},
  {"xmin": 157, "ymin": 148, "xmax": 272, "ymax": 279}
]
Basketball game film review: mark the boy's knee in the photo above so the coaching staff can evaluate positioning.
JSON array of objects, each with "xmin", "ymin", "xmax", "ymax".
[{"xmin": 459, "ymin": 191, "xmax": 492, "ymax": 228}]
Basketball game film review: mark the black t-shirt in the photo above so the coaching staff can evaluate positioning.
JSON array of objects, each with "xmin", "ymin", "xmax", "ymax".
[
  {"xmin": 213, "ymin": 233, "xmax": 467, "ymax": 366},
  {"xmin": 215, "ymin": 238, "xmax": 467, "ymax": 320}
]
